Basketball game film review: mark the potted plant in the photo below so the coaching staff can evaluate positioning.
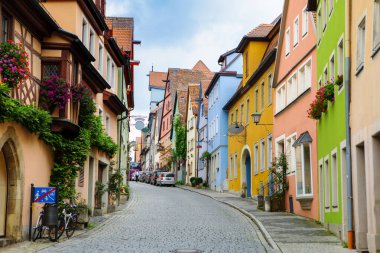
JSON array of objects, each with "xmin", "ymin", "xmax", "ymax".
[
  {"xmin": 190, "ymin": 177, "xmax": 196, "ymax": 187},
  {"xmin": 269, "ymin": 154, "xmax": 288, "ymax": 212},
  {"xmin": 195, "ymin": 177, "xmax": 203, "ymax": 188},
  {"xmin": 119, "ymin": 185, "xmax": 129, "ymax": 204},
  {"xmin": 94, "ymin": 181, "xmax": 107, "ymax": 216},
  {"xmin": 39, "ymin": 75, "xmax": 71, "ymax": 117},
  {"xmin": 108, "ymin": 169, "xmax": 123, "ymax": 212},
  {"xmin": 0, "ymin": 40, "xmax": 29, "ymax": 88}
]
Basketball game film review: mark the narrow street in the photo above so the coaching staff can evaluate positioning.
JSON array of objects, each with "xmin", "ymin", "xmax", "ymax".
[{"xmin": 38, "ymin": 182, "xmax": 270, "ymax": 253}]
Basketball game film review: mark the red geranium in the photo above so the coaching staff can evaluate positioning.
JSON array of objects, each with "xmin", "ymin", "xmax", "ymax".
[{"xmin": 0, "ymin": 40, "xmax": 29, "ymax": 87}]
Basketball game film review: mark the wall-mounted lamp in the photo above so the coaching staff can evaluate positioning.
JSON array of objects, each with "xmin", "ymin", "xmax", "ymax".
[{"xmin": 251, "ymin": 112, "xmax": 273, "ymax": 125}]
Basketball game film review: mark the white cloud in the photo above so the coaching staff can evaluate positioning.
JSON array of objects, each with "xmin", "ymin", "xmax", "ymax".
[{"xmin": 108, "ymin": 0, "xmax": 284, "ymax": 142}]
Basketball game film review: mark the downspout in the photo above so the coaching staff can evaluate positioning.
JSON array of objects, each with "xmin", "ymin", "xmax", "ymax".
[{"xmin": 345, "ymin": 0, "xmax": 354, "ymax": 249}]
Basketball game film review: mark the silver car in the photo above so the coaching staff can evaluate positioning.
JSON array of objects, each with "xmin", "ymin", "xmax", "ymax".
[{"xmin": 157, "ymin": 172, "xmax": 175, "ymax": 187}]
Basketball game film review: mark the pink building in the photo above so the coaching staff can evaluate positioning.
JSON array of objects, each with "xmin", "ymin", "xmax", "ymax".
[{"xmin": 273, "ymin": 0, "xmax": 318, "ymax": 219}]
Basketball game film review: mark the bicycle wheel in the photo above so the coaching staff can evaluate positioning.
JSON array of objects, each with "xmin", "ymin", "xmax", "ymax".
[
  {"xmin": 65, "ymin": 217, "xmax": 76, "ymax": 238},
  {"xmin": 48, "ymin": 217, "xmax": 65, "ymax": 241},
  {"xmin": 32, "ymin": 218, "xmax": 43, "ymax": 242}
]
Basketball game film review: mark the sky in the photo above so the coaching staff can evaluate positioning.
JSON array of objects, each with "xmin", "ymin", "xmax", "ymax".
[{"xmin": 107, "ymin": 0, "xmax": 284, "ymax": 143}]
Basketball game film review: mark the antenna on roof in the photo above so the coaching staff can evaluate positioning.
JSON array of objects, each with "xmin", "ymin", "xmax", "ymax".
[{"xmin": 152, "ymin": 64, "xmax": 154, "ymax": 72}]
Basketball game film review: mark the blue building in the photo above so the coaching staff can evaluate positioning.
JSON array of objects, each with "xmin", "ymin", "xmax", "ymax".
[
  {"xmin": 148, "ymin": 71, "xmax": 167, "ymax": 110},
  {"xmin": 204, "ymin": 50, "xmax": 242, "ymax": 191}
]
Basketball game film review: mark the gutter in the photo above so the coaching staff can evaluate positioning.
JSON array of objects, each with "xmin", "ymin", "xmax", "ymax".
[{"xmin": 345, "ymin": 0, "xmax": 354, "ymax": 249}]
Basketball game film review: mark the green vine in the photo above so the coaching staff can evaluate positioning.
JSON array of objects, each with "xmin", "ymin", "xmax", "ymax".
[
  {"xmin": 173, "ymin": 115, "xmax": 187, "ymax": 161},
  {"xmin": 0, "ymin": 83, "xmax": 117, "ymax": 200}
]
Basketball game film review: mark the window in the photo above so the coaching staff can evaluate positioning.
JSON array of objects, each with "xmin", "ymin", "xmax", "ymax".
[
  {"xmin": 235, "ymin": 108, "xmax": 238, "ymax": 123},
  {"xmin": 298, "ymin": 65, "xmax": 305, "ymax": 93},
  {"xmin": 329, "ymin": 53, "xmax": 335, "ymax": 81},
  {"xmin": 267, "ymin": 135, "xmax": 272, "ymax": 168},
  {"xmin": 42, "ymin": 63, "xmax": 60, "ymax": 79},
  {"xmin": 111, "ymin": 63, "xmax": 115, "ymax": 88},
  {"xmin": 296, "ymin": 143, "xmax": 313, "ymax": 196},
  {"xmin": 82, "ymin": 19, "xmax": 88, "ymax": 46},
  {"xmin": 260, "ymin": 139, "xmax": 265, "ymax": 172},
  {"xmin": 1, "ymin": 11, "xmax": 12, "ymax": 43},
  {"xmin": 216, "ymin": 116, "xmax": 219, "ymax": 135},
  {"xmin": 302, "ymin": 7, "xmax": 308, "ymax": 37},
  {"xmin": 276, "ymin": 138, "xmax": 285, "ymax": 157},
  {"xmin": 255, "ymin": 89, "xmax": 259, "ymax": 112},
  {"xmin": 98, "ymin": 108, "xmax": 103, "ymax": 121},
  {"xmin": 323, "ymin": 66, "xmax": 328, "ymax": 83},
  {"xmin": 254, "ymin": 143, "xmax": 259, "ymax": 174},
  {"xmin": 245, "ymin": 52, "xmax": 249, "ymax": 77},
  {"xmin": 229, "ymin": 156, "xmax": 233, "ymax": 180},
  {"xmin": 332, "ymin": 152, "xmax": 338, "ymax": 208},
  {"xmin": 261, "ymin": 81, "xmax": 265, "ymax": 110},
  {"xmin": 294, "ymin": 17, "xmax": 299, "ymax": 46},
  {"xmin": 246, "ymin": 98, "xmax": 250, "ymax": 124},
  {"xmin": 287, "ymin": 135, "xmax": 297, "ymax": 173},
  {"xmin": 234, "ymin": 153, "xmax": 238, "ymax": 178},
  {"xmin": 78, "ymin": 167, "xmax": 84, "ymax": 187},
  {"xmin": 89, "ymin": 29, "xmax": 95, "ymax": 55},
  {"xmin": 285, "ymin": 28, "xmax": 290, "ymax": 55},
  {"xmin": 106, "ymin": 115, "xmax": 110, "ymax": 135},
  {"xmin": 305, "ymin": 60, "xmax": 312, "ymax": 89},
  {"xmin": 268, "ymin": 74, "xmax": 273, "ymax": 104},
  {"xmin": 106, "ymin": 56, "xmax": 111, "ymax": 83},
  {"xmin": 231, "ymin": 113, "xmax": 234, "ymax": 125},
  {"xmin": 318, "ymin": 9, "xmax": 322, "ymax": 43},
  {"xmin": 323, "ymin": 0, "xmax": 327, "ymax": 31},
  {"xmin": 338, "ymin": 39, "xmax": 344, "ymax": 77},
  {"xmin": 318, "ymin": 78, "xmax": 322, "ymax": 88},
  {"xmin": 374, "ymin": 0, "xmax": 380, "ymax": 52},
  {"xmin": 324, "ymin": 158, "xmax": 330, "ymax": 208},
  {"xmin": 98, "ymin": 44, "xmax": 104, "ymax": 71},
  {"xmin": 357, "ymin": 17, "xmax": 366, "ymax": 72},
  {"xmin": 329, "ymin": 0, "xmax": 334, "ymax": 16},
  {"xmin": 240, "ymin": 104, "xmax": 244, "ymax": 124},
  {"xmin": 287, "ymin": 73, "xmax": 297, "ymax": 104},
  {"xmin": 276, "ymin": 84, "xmax": 286, "ymax": 112}
]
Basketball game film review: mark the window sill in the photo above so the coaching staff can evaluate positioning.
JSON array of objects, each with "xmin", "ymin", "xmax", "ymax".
[
  {"xmin": 355, "ymin": 63, "xmax": 364, "ymax": 76},
  {"xmin": 296, "ymin": 195, "xmax": 313, "ymax": 210},
  {"xmin": 372, "ymin": 42, "xmax": 380, "ymax": 58}
]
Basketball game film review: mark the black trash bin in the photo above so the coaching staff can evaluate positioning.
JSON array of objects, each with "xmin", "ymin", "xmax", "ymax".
[{"xmin": 42, "ymin": 204, "xmax": 58, "ymax": 226}]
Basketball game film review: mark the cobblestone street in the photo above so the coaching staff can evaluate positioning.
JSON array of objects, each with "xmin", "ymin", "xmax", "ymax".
[{"xmin": 33, "ymin": 182, "xmax": 270, "ymax": 253}]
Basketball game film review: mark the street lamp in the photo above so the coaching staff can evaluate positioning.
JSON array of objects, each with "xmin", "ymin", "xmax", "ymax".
[{"xmin": 251, "ymin": 112, "xmax": 274, "ymax": 125}]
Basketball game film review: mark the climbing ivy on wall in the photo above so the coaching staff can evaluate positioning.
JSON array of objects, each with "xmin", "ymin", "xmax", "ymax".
[
  {"xmin": 0, "ymin": 83, "xmax": 117, "ymax": 201},
  {"xmin": 173, "ymin": 115, "xmax": 187, "ymax": 161}
]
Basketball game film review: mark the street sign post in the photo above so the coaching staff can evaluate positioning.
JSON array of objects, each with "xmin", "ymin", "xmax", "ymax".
[{"xmin": 33, "ymin": 187, "xmax": 57, "ymax": 204}]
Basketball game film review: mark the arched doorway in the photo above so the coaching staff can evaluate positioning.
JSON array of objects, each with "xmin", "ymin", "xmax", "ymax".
[
  {"xmin": 0, "ymin": 149, "xmax": 7, "ymax": 237},
  {"xmin": 241, "ymin": 147, "xmax": 252, "ymax": 198},
  {"xmin": 0, "ymin": 136, "xmax": 22, "ymax": 241}
]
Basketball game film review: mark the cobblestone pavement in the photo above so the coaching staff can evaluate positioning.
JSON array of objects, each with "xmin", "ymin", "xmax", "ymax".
[{"xmin": 30, "ymin": 182, "xmax": 272, "ymax": 253}]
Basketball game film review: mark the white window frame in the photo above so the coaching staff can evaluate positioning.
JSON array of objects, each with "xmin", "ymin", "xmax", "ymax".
[
  {"xmin": 286, "ymin": 133, "xmax": 297, "ymax": 174},
  {"xmin": 296, "ymin": 142, "xmax": 314, "ymax": 197},
  {"xmin": 329, "ymin": 51, "xmax": 335, "ymax": 82},
  {"xmin": 285, "ymin": 27, "xmax": 290, "ymax": 56},
  {"xmin": 329, "ymin": 0, "xmax": 334, "ymax": 16},
  {"xmin": 275, "ymin": 134, "xmax": 286, "ymax": 158},
  {"xmin": 261, "ymin": 80, "xmax": 265, "ymax": 110},
  {"xmin": 111, "ymin": 62, "xmax": 115, "ymax": 89},
  {"xmin": 260, "ymin": 139, "xmax": 265, "ymax": 172},
  {"xmin": 105, "ymin": 114, "xmax": 110, "ymax": 135},
  {"xmin": 267, "ymin": 73, "xmax": 273, "ymax": 105},
  {"xmin": 294, "ymin": 16, "xmax": 299, "ymax": 47},
  {"xmin": 373, "ymin": 0, "xmax": 380, "ymax": 54},
  {"xmin": 82, "ymin": 18, "xmax": 88, "ymax": 47},
  {"xmin": 246, "ymin": 97, "xmax": 250, "ymax": 124},
  {"xmin": 324, "ymin": 155, "xmax": 330, "ymax": 211},
  {"xmin": 106, "ymin": 55, "xmax": 111, "ymax": 84},
  {"xmin": 356, "ymin": 16, "xmax": 366, "ymax": 73},
  {"xmin": 234, "ymin": 153, "xmax": 238, "ymax": 178},
  {"xmin": 331, "ymin": 148, "xmax": 338, "ymax": 211},
  {"xmin": 302, "ymin": 6, "xmax": 308, "ymax": 37},
  {"xmin": 89, "ymin": 28, "xmax": 95, "ymax": 56},
  {"xmin": 276, "ymin": 83, "xmax": 286, "ymax": 113},
  {"xmin": 323, "ymin": 65, "xmax": 328, "ymax": 84},
  {"xmin": 267, "ymin": 134, "xmax": 273, "ymax": 169},
  {"xmin": 337, "ymin": 36, "xmax": 344, "ymax": 78},
  {"xmin": 98, "ymin": 42, "xmax": 104, "ymax": 72},
  {"xmin": 254, "ymin": 143, "xmax": 259, "ymax": 175},
  {"xmin": 286, "ymin": 72, "xmax": 297, "ymax": 104}
]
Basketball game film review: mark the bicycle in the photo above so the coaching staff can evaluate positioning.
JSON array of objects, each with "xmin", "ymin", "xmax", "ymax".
[
  {"xmin": 52, "ymin": 203, "xmax": 79, "ymax": 239},
  {"xmin": 32, "ymin": 204, "xmax": 57, "ymax": 242}
]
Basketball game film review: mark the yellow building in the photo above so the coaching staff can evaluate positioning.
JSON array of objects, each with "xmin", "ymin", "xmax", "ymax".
[{"xmin": 223, "ymin": 18, "xmax": 280, "ymax": 198}]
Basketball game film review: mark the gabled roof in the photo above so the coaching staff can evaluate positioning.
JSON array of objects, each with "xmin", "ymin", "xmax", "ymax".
[
  {"xmin": 236, "ymin": 24, "xmax": 274, "ymax": 53},
  {"xmin": 218, "ymin": 48, "xmax": 236, "ymax": 64},
  {"xmin": 205, "ymin": 71, "xmax": 238, "ymax": 97},
  {"xmin": 192, "ymin": 60, "xmax": 211, "ymax": 72},
  {"xmin": 149, "ymin": 71, "xmax": 167, "ymax": 89},
  {"xmin": 186, "ymin": 84, "xmax": 201, "ymax": 121}
]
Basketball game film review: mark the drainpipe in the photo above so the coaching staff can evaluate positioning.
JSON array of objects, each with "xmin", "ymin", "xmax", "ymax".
[{"xmin": 345, "ymin": 0, "xmax": 354, "ymax": 249}]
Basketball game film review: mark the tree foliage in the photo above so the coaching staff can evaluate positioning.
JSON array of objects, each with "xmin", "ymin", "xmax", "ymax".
[{"xmin": 173, "ymin": 115, "xmax": 187, "ymax": 161}]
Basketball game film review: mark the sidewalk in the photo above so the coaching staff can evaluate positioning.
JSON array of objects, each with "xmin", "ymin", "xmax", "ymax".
[
  {"xmin": 0, "ymin": 195, "xmax": 132, "ymax": 253},
  {"xmin": 178, "ymin": 185, "xmax": 356, "ymax": 253}
]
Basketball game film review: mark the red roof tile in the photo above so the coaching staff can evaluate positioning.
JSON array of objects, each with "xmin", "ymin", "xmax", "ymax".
[
  {"xmin": 149, "ymin": 71, "xmax": 167, "ymax": 88},
  {"xmin": 247, "ymin": 24, "xmax": 274, "ymax": 38}
]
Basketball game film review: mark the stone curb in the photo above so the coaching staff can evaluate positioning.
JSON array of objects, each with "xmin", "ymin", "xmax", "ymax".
[{"xmin": 177, "ymin": 186, "xmax": 281, "ymax": 252}]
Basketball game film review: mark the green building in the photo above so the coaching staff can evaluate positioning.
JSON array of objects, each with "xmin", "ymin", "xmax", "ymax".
[{"xmin": 308, "ymin": 0, "xmax": 347, "ymax": 243}]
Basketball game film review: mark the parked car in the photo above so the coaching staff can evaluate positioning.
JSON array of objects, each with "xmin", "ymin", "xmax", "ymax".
[
  {"xmin": 145, "ymin": 172, "xmax": 152, "ymax": 183},
  {"xmin": 157, "ymin": 172, "xmax": 175, "ymax": 187},
  {"xmin": 152, "ymin": 170, "xmax": 165, "ymax": 185},
  {"xmin": 139, "ymin": 172, "xmax": 146, "ymax": 182}
]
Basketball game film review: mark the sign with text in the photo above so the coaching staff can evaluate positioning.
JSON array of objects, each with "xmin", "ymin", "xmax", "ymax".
[{"xmin": 33, "ymin": 187, "xmax": 57, "ymax": 203}]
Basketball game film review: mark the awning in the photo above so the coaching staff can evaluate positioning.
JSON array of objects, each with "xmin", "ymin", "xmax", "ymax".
[{"xmin": 293, "ymin": 131, "xmax": 312, "ymax": 147}]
